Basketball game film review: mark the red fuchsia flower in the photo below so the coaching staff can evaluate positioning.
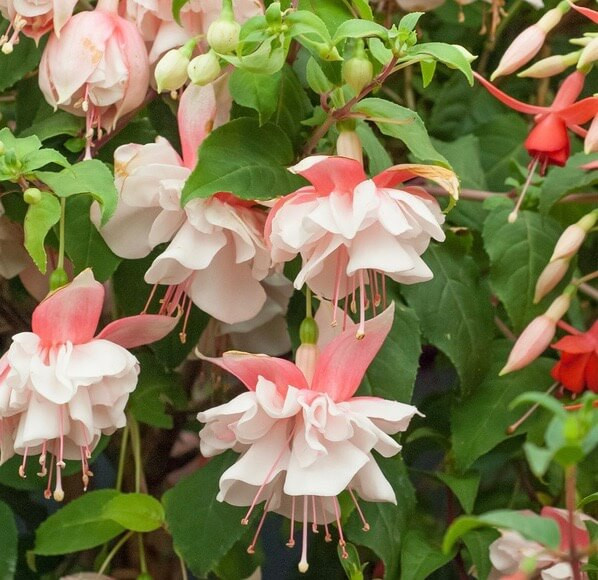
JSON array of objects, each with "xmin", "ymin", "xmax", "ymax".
[
  {"xmin": 489, "ymin": 507, "xmax": 595, "ymax": 580},
  {"xmin": 0, "ymin": 0, "xmax": 77, "ymax": 51},
  {"xmin": 265, "ymin": 156, "xmax": 458, "ymax": 337},
  {"xmin": 197, "ymin": 304, "xmax": 421, "ymax": 573},
  {"xmin": 568, "ymin": 0, "xmax": 598, "ymax": 24},
  {"xmin": 474, "ymin": 70, "xmax": 598, "ymax": 171},
  {"xmin": 38, "ymin": 0, "xmax": 150, "ymax": 159},
  {"xmin": 551, "ymin": 321, "xmax": 598, "ymax": 394},
  {"xmin": 0, "ymin": 269, "xmax": 178, "ymax": 501}
]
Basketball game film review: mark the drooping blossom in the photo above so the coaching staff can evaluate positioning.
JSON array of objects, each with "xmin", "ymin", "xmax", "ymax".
[
  {"xmin": 474, "ymin": 71, "xmax": 598, "ymax": 171},
  {"xmin": 551, "ymin": 321, "xmax": 598, "ymax": 394},
  {"xmin": 266, "ymin": 155, "xmax": 457, "ymax": 335},
  {"xmin": 38, "ymin": 0, "xmax": 150, "ymax": 158},
  {"xmin": 0, "ymin": 0, "xmax": 77, "ymax": 49},
  {"xmin": 121, "ymin": 0, "xmax": 262, "ymax": 63},
  {"xmin": 489, "ymin": 507, "xmax": 594, "ymax": 580},
  {"xmin": 197, "ymin": 304, "xmax": 422, "ymax": 573},
  {"xmin": 0, "ymin": 269, "xmax": 178, "ymax": 500},
  {"xmin": 98, "ymin": 80, "xmax": 269, "ymax": 326}
]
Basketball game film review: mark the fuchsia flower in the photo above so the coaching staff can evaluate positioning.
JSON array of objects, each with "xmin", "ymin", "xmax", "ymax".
[
  {"xmin": 474, "ymin": 71, "xmax": 598, "ymax": 171},
  {"xmin": 0, "ymin": 269, "xmax": 177, "ymax": 500},
  {"xmin": 266, "ymin": 156, "xmax": 457, "ymax": 335},
  {"xmin": 551, "ymin": 321, "xmax": 598, "ymax": 394},
  {"xmin": 0, "ymin": 0, "xmax": 77, "ymax": 49},
  {"xmin": 99, "ymin": 80, "xmax": 269, "ymax": 326},
  {"xmin": 38, "ymin": 0, "xmax": 149, "ymax": 158},
  {"xmin": 197, "ymin": 304, "xmax": 421, "ymax": 573},
  {"xmin": 489, "ymin": 507, "xmax": 594, "ymax": 580}
]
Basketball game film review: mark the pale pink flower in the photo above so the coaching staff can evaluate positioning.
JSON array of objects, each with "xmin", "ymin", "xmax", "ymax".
[
  {"xmin": 0, "ymin": 209, "xmax": 28, "ymax": 279},
  {"xmin": 197, "ymin": 304, "xmax": 421, "ymax": 572},
  {"xmin": 0, "ymin": 269, "xmax": 177, "ymax": 500},
  {"xmin": 266, "ymin": 156, "xmax": 457, "ymax": 335},
  {"xmin": 489, "ymin": 507, "xmax": 594, "ymax": 580},
  {"xmin": 38, "ymin": 0, "xmax": 150, "ymax": 157},
  {"xmin": 0, "ymin": 0, "xmax": 77, "ymax": 49},
  {"xmin": 584, "ymin": 115, "xmax": 598, "ymax": 154}
]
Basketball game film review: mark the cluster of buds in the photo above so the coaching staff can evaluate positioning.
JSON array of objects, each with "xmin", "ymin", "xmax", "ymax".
[{"xmin": 534, "ymin": 209, "xmax": 598, "ymax": 303}]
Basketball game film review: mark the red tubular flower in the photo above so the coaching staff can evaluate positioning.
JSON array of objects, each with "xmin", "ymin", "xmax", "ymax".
[
  {"xmin": 474, "ymin": 71, "xmax": 598, "ymax": 171},
  {"xmin": 551, "ymin": 321, "xmax": 598, "ymax": 394}
]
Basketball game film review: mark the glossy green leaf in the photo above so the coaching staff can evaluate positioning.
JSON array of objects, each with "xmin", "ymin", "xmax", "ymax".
[
  {"xmin": 332, "ymin": 19, "xmax": 388, "ymax": 44},
  {"xmin": 0, "ymin": 500, "xmax": 18, "ymax": 579},
  {"xmin": 23, "ymin": 192, "xmax": 61, "ymax": 273},
  {"xmin": 436, "ymin": 471, "xmax": 481, "ymax": 514},
  {"xmin": 103, "ymin": 493, "xmax": 165, "ymax": 533},
  {"xmin": 462, "ymin": 529, "xmax": 500, "ymax": 580},
  {"xmin": 400, "ymin": 531, "xmax": 455, "ymax": 580},
  {"xmin": 406, "ymin": 42, "xmax": 473, "ymax": 85},
  {"xmin": 229, "ymin": 68, "xmax": 282, "ymax": 125}
]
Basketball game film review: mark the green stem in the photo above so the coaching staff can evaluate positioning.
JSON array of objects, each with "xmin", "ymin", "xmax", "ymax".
[
  {"xmin": 115, "ymin": 425, "xmax": 129, "ymax": 492},
  {"xmin": 138, "ymin": 533, "xmax": 148, "ymax": 574},
  {"xmin": 128, "ymin": 415, "xmax": 142, "ymax": 493},
  {"xmin": 98, "ymin": 531, "xmax": 134, "ymax": 575},
  {"xmin": 57, "ymin": 197, "xmax": 66, "ymax": 270},
  {"xmin": 305, "ymin": 287, "xmax": 313, "ymax": 319}
]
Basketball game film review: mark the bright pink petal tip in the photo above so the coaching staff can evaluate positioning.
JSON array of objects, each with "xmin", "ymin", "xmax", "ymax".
[
  {"xmin": 289, "ymin": 155, "xmax": 368, "ymax": 195},
  {"xmin": 97, "ymin": 313, "xmax": 180, "ymax": 348}
]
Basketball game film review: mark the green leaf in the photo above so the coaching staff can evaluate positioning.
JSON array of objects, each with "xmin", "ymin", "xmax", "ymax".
[
  {"xmin": 286, "ymin": 10, "xmax": 333, "ymax": 44},
  {"xmin": 443, "ymin": 510, "xmax": 561, "ymax": 553},
  {"xmin": 103, "ymin": 493, "xmax": 165, "ymax": 533},
  {"xmin": 352, "ymin": 98, "xmax": 448, "ymax": 166},
  {"xmin": 20, "ymin": 111, "xmax": 84, "ymax": 141},
  {"xmin": 345, "ymin": 456, "xmax": 416, "ymax": 579},
  {"xmin": 229, "ymin": 68, "xmax": 282, "ymax": 125},
  {"xmin": 398, "ymin": 12, "xmax": 424, "ymax": 33},
  {"xmin": 352, "ymin": 0, "xmax": 374, "ymax": 20},
  {"xmin": 0, "ymin": 25, "xmax": 41, "ymax": 91},
  {"xmin": 338, "ymin": 542, "xmax": 364, "ymax": 580},
  {"xmin": 22, "ymin": 148, "xmax": 70, "ymax": 172},
  {"xmin": 539, "ymin": 152, "xmax": 598, "ymax": 214},
  {"xmin": 306, "ymin": 56, "xmax": 335, "ymax": 94},
  {"xmin": 0, "ymin": 501, "xmax": 18, "ymax": 579},
  {"xmin": 64, "ymin": 196, "xmax": 121, "ymax": 282},
  {"xmin": 462, "ymin": 529, "xmax": 499, "ymax": 580},
  {"xmin": 400, "ymin": 531, "xmax": 455, "ymax": 580},
  {"xmin": 332, "ymin": 19, "xmax": 389, "ymax": 44},
  {"xmin": 182, "ymin": 118, "xmax": 305, "ymax": 203},
  {"xmin": 483, "ymin": 207, "xmax": 563, "ymax": 331},
  {"xmin": 523, "ymin": 441, "xmax": 554, "ymax": 478},
  {"xmin": 23, "ymin": 193, "xmax": 61, "ymax": 273},
  {"xmin": 163, "ymin": 452, "xmax": 256, "ymax": 578},
  {"xmin": 579, "ymin": 492, "xmax": 598, "ymax": 509},
  {"xmin": 436, "ymin": 471, "xmax": 481, "ymax": 514},
  {"xmin": 406, "ymin": 42, "xmax": 473, "ymax": 85},
  {"xmin": 172, "ymin": 0, "xmax": 191, "ymax": 24},
  {"xmin": 35, "ymin": 490, "xmax": 125, "ymax": 555},
  {"xmin": 420, "ymin": 60, "xmax": 436, "ymax": 88},
  {"xmin": 358, "ymin": 298, "xmax": 421, "ymax": 403},
  {"xmin": 451, "ymin": 341, "xmax": 555, "ymax": 472},
  {"xmin": 402, "ymin": 237, "xmax": 494, "ymax": 391},
  {"xmin": 36, "ymin": 159, "xmax": 118, "ymax": 225}
]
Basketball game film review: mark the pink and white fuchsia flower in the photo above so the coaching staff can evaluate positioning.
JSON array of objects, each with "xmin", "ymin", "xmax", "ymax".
[
  {"xmin": 0, "ymin": 0, "xmax": 77, "ymax": 50},
  {"xmin": 197, "ymin": 303, "xmax": 421, "ymax": 573},
  {"xmin": 266, "ymin": 156, "xmax": 457, "ymax": 335},
  {"xmin": 0, "ymin": 269, "xmax": 177, "ymax": 501},
  {"xmin": 38, "ymin": 0, "xmax": 149, "ymax": 158},
  {"xmin": 99, "ymin": 80, "xmax": 270, "ymax": 327}
]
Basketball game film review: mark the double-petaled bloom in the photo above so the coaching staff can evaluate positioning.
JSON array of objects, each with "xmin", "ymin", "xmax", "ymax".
[
  {"xmin": 98, "ymin": 81, "xmax": 270, "ymax": 326},
  {"xmin": 474, "ymin": 71, "xmax": 598, "ymax": 171},
  {"xmin": 551, "ymin": 321, "xmax": 598, "ymax": 395},
  {"xmin": 38, "ymin": 0, "xmax": 149, "ymax": 157},
  {"xmin": 0, "ymin": 0, "xmax": 77, "ymax": 50},
  {"xmin": 266, "ymin": 155, "xmax": 456, "ymax": 335},
  {"xmin": 197, "ymin": 304, "xmax": 421, "ymax": 573},
  {"xmin": 489, "ymin": 507, "xmax": 595, "ymax": 579},
  {"xmin": 0, "ymin": 270, "xmax": 177, "ymax": 500}
]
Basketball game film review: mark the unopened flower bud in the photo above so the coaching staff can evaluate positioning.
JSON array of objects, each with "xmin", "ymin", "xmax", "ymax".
[
  {"xmin": 207, "ymin": 19, "xmax": 241, "ymax": 54},
  {"xmin": 545, "ymin": 292, "xmax": 572, "ymax": 321},
  {"xmin": 154, "ymin": 47, "xmax": 191, "ymax": 93},
  {"xmin": 518, "ymin": 51, "xmax": 581, "ymax": 78},
  {"xmin": 187, "ymin": 51, "xmax": 221, "ymax": 86},
  {"xmin": 534, "ymin": 258, "xmax": 569, "ymax": 303},
  {"xmin": 50, "ymin": 267, "xmax": 69, "ymax": 291},
  {"xmin": 491, "ymin": 8, "xmax": 563, "ymax": 80},
  {"xmin": 578, "ymin": 36, "xmax": 598, "ymax": 69},
  {"xmin": 550, "ymin": 211, "xmax": 597, "ymax": 262},
  {"xmin": 336, "ymin": 130, "xmax": 363, "ymax": 164},
  {"xmin": 299, "ymin": 317, "xmax": 319, "ymax": 345},
  {"xmin": 584, "ymin": 114, "xmax": 598, "ymax": 154},
  {"xmin": 295, "ymin": 343, "xmax": 319, "ymax": 386},
  {"xmin": 343, "ymin": 47, "xmax": 373, "ymax": 94},
  {"xmin": 23, "ymin": 187, "xmax": 42, "ymax": 205}
]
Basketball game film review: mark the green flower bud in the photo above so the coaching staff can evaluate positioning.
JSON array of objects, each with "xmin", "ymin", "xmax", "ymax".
[
  {"xmin": 187, "ymin": 51, "xmax": 221, "ymax": 86},
  {"xmin": 23, "ymin": 187, "xmax": 42, "ymax": 204},
  {"xmin": 343, "ymin": 53, "xmax": 374, "ymax": 94},
  {"xmin": 299, "ymin": 317, "xmax": 319, "ymax": 345},
  {"xmin": 207, "ymin": 19, "xmax": 241, "ymax": 54},
  {"xmin": 154, "ymin": 48, "xmax": 191, "ymax": 93},
  {"xmin": 50, "ymin": 267, "xmax": 69, "ymax": 291}
]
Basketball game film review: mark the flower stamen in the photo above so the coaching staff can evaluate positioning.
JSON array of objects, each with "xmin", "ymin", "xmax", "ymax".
[
  {"xmin": 298, "ymin": 495, "xmax": 309, "ymax": 573},
  {"xmin": 349, "ymin": 489, "xmax": 370, "ymax": 532},
  {"xmin": 247, "ymin": 497, "xmax": 271, "ymax": 555},
  {"xmin": 287, "ymin": 497, "xmax": 296, "ymax": 547},
  {"xmin": 333, "ymin": 497, "xmax": 348, "ymax": 559}
]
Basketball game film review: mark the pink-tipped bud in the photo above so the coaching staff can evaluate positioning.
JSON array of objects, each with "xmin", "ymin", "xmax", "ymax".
[
  {"xmin": 501, "ymin": 293, "xmax": 571, "ymax": 375},
  {"xmin": 551, "ymin": 210, "xmax": 597, "ymax": 261},
  {"xmin": 336, "ymin": 130, "xmax": 363, "ymax": 164},
  {"xmin": 518, "ymin": 51, "xmax": 580, "ymax": 78},
  {"xmin": 534, "ymin": 258, "xmax": 569, "ymax": 303},
  {"xmin": 491, "ymin": 8, "xmax": 562, "ymax": 80},
  {"xmin": 578, "ymin": 36, "xmax": 598, "ymax": 69},
  {"xmin": 584, "ymin": 115, "xmax": 598, "ymax": 154},
  {"xmin": 295, "ymin": 344, "xmax": 319, "ymax": 386}
]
